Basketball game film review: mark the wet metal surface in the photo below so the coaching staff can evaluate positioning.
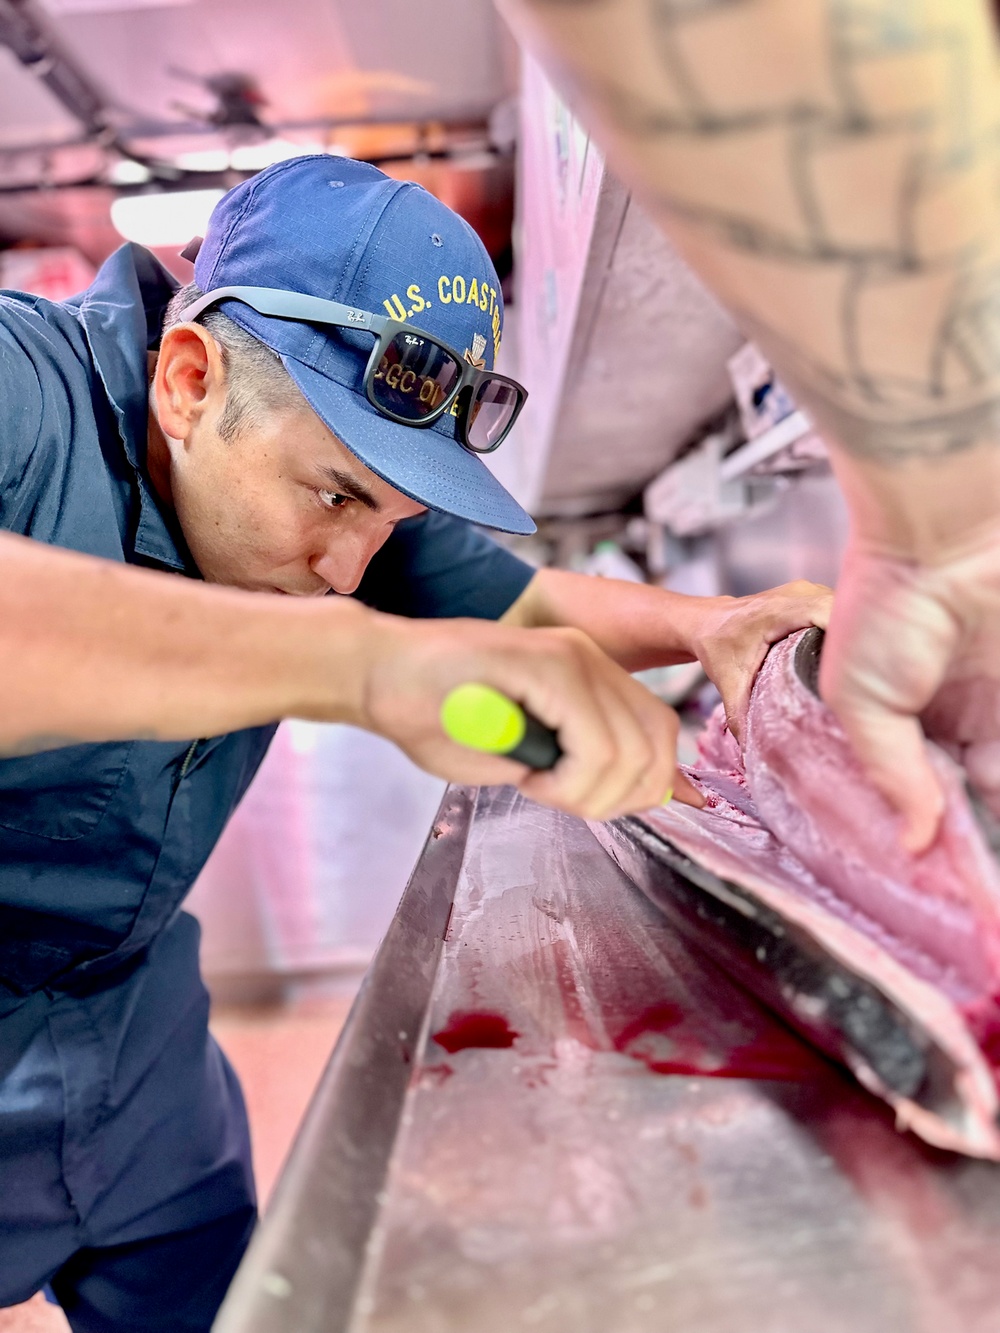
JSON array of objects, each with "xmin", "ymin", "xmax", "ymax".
[{"xmin": 216, "ymin": 786, "xmax": 1000, "ymax": 1333}]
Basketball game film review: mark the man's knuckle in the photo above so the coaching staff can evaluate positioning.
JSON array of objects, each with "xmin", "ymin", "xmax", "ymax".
[{"xmin": 592, "ymin": 744, "xmax": 618, "ymax": 779}]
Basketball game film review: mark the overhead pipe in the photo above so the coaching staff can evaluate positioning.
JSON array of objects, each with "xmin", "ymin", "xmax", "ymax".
[
  {"xmin": 0, "ymin": 0, "xmax": 108, "ymax": 140},
  {"xmin": 0, "ymin": 0, "xmax": 182, "ymax": 177}
]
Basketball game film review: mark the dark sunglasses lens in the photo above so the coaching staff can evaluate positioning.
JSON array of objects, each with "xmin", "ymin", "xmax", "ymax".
[
  {"xmin": 467, "ymin": 378, "xmax": 520, "ymax": 452},
  {"xmin": 370, "ymin": 331, "xmax": 461, "ymax": 422}
]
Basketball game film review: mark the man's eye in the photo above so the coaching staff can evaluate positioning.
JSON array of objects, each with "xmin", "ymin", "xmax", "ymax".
[{"xmin": 318, "ymin": 489, "xmax": 350, "ymax": 510}]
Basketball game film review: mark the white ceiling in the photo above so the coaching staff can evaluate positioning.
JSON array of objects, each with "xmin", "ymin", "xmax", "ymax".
[
  {"xmin": 0, "ymin": 43, "xmax": 76, "ymax": 145},
  {"xmin": 0, "ymin": 0, "xmax": 517, "ymax": 258},
  {"xmin": 0, "ymin": 0, "xmax": 515, "ymax": 150}
]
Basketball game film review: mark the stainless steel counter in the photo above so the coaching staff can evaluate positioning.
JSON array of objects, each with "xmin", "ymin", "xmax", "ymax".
[{"xmin": 215, "ymin": 786, "xmax": 1000, "ymax": 1333}]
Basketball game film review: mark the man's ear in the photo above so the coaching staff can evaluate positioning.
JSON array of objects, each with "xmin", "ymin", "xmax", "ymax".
[{"xmin": 153, "ymin": 325, "xmax": 227, "ymax": 443}]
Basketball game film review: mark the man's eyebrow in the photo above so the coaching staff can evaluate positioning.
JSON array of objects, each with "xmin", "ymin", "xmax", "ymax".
[{"xmin": 317, "ymin": 466, "xmax": 381, "ymax": 511}]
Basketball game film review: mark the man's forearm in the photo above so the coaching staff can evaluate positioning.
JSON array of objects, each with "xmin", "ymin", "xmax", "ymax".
[
  {"xmin": 501, "ymin": 0, "xmax": 1000, "ymax": 558},
  {"xmin": 0, "ymin": 532, "xmax": 372, "ymax": 753},
  {"xmin": 502, "ymin": 567, "xmax": 705, "ymax": 670}
]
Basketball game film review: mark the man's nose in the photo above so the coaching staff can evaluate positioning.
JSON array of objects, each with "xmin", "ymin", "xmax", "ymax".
[{"xmin": 309, "ymin": 532, "xmax": 378, "ymax": 596}]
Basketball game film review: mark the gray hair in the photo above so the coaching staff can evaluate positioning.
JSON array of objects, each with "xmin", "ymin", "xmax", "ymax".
[{"xmin": 161, "ymin": 284, "xmax": 303, "ymax": 442}]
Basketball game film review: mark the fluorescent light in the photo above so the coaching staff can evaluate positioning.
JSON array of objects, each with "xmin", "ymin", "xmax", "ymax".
[
  {"xmin": 174, "ymin": 149, "xmax": 230, "ymax": 174},
  {"xmin": 172, "ymin": 143, "xmax": 329, "ymax": 175},
  {"xmin": 108, "ymin": 159, "xmax": 152, "ymax": 185},
  {"xmin": 110, "ymin": 189, "xmax": 225, "ymax": 247},
  {"xmin": 228, "ymin": 140, "xmax": 326, "ymax": 171}
]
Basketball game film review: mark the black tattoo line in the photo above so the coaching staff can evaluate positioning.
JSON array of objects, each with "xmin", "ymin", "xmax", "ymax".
[{"xmin": 651, "ymin": 0, "xmax": 713, "ymax": 117}]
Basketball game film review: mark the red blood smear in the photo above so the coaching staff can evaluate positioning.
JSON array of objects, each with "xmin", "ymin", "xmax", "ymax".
[
  {"xmin": 432, "ymin": 1011, "xmax": 520, "ymax": 1054},
  {"xmin": 613, "ymin": 1003, "xmax": 819, "ymax": 1081},
  {"xmin": 419, "ymin": 1063, "xmax": 455, "ymax": 1087},
  {"xmin": 613, "ymin": 1003, "xmax": 685, "ymax": 1050}
]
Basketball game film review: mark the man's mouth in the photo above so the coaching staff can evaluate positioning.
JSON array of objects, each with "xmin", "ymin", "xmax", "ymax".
[{"xmin": 269, "ymin": 584, "xmax": 331, "ymax": 597}]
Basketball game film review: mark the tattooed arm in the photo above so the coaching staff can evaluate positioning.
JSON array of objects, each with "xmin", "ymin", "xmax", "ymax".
[{"xmin": 502, "ymin": 0, "xmax": 1000, "ymax": 849}]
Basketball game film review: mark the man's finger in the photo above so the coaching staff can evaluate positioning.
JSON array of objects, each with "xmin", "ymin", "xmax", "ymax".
[
  {"xmin": 604, "ymin": 696, "xmax": 707, "ymax": 818},
  {"xmin": 711, "ymin": 650, "xmax": 767, "ymax": 744},
  {"xmin": 671, "ymin": 769, "xmax": 706, "ymax": 808},
  {"xmin": 560, "ymin": 687, "xmax": 672, "ymax": 819}
]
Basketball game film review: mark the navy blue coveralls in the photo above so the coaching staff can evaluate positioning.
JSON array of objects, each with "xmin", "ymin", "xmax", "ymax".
[{"xmin": 0, "ymin": 244, "xmax": 533, "ymax": 1330}]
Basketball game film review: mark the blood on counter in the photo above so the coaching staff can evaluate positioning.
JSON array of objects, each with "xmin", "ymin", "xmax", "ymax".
[
  {"xmin": 432, "ymin": 1010, "xmax": 520, "ymax": 1054},
  {"xmin": 428, "ymin": 1001, "xmax": 819, "ymax": 1082},
  {"xmin": 613, "ymin": 1002, "xmax": 823, "ymax": 1081}
]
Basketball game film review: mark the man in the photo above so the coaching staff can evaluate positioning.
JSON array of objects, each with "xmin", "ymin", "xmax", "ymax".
[
  {"xmin": 502, "ymin": 0, "xmax": 1000, "ymax": 853},
  {"xmin": 0, "ymin": 154, "xmax": 828, "ymax": 1330},
  {"xmin": 1, "ymin": 2, "xmax": 992, "ymax": 856}
]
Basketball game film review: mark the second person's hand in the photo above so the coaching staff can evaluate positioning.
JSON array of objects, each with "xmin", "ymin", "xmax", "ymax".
[{"xmin": 819, "ymin": 533, "xmax": 1000, "ymax": 854}]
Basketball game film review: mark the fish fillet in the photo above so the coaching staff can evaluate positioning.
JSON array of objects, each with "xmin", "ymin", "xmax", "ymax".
[{"xmin": 603, "ymin": 630, "xmax": 1000, "ymax": 1157}]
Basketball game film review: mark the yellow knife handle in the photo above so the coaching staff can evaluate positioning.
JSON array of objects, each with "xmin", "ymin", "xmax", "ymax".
[{"xmin": 440, "ymin": 684, "xmax": 562, "ymax": 770}]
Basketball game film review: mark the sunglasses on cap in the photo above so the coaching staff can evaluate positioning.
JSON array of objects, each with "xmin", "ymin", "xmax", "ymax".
[{"xmin": 177, "ymin": 286, "xmax": 528, "ymax": 455}]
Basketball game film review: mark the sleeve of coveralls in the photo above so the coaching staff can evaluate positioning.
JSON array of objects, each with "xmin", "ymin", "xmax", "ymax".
[
  {"xmin": 353, "ymin": 509, "xmax": 536, "ymax": 621},
  {"xmin": 0, "ymin": 308, "xmax": 45, "ymax": 506}
]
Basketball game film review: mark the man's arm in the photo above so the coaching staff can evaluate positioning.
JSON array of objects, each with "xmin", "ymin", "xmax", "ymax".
[
  {"xmin": 501, "ymin": 0, "xmax": 1000, "ymax": 503},
  {"xmin": 0, "ymin": 531, "xmax": 693, "ymax": 820},
  {"xmin": 500, "ymin": 0, "xmax": 1000, "ymax": 848},
  {"xmin": 0, "ymin": 531, "xmax": 371, "ymax": 753},
  {"xmin": 502, "ymin": 568, "xmax": 831, "ymax": 732}
]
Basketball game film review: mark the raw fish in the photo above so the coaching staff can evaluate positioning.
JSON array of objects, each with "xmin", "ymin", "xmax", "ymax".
[{"xmin": 600, "ymin": 630, "xmax": 1000, "ymax": 1157}]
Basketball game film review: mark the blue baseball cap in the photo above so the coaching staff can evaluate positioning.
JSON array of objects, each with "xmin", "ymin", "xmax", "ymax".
[{"xmin": 191, "ymin": 154, "xmax": 535, "ymax": 536}]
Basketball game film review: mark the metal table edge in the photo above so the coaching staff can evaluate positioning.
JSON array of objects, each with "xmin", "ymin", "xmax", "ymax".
[{"xmin": 212, "ymin": 784, "xmax": 478, "ymax": 1333}]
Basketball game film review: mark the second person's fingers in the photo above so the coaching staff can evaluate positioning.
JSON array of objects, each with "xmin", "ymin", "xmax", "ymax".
[{"xmin": 831, "ymin": 700, "xmax": 945, "ymax": 854}]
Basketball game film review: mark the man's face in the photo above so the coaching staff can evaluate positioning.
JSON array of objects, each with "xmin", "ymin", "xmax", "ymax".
[{"xmin": 150, "ymin": 326, "xmax": 426, "ymax": 595}]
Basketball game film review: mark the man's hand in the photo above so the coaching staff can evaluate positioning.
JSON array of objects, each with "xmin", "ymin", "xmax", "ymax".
[
  {"xmin": 687, "ymin": 581, "xmax": 832, "ymax": 740},
  {"xmin": 358, "ymin": 613, "xmax": 703, "ymax": 820},
  {"xmin": 502, "ymin": 566, "xmax": 831, "ymax": 751},
  {"xmin": 819, "ymin": 537, "xmax": 1000, "ymax": 854}
]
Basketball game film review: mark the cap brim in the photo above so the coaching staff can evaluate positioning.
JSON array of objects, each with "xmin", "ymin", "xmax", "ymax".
[{"xmin": 281, "ymin": 354, "xmax": 536, "ymax": 536}]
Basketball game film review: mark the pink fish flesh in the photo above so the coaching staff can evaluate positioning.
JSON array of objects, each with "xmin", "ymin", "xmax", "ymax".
[{"xmin": 594, "ymin": 630, "xmax": 1000, "ymax": 1158}]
